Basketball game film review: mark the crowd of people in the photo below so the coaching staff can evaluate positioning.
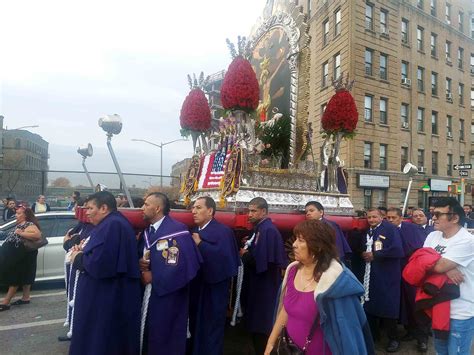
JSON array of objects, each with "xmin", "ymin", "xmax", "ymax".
[{"xmin": 1, "ymin": 192, "xmax": 473, "ymax": 355}]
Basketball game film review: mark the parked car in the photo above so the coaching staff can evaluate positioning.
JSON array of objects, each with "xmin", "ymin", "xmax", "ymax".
[{"xmin": 0, "ymin": 211, "xmax": 76, "ymax": 281}]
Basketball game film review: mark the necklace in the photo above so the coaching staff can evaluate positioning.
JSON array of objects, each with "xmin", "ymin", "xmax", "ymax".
[{"xmin": 298, "ymin": 270, "xmax": 315, "ymax": 291}]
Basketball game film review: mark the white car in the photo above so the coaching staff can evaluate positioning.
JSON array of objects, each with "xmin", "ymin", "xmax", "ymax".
[{"xmin": 0, "ymin": 212, "xmax": 76, "ymax": 281}]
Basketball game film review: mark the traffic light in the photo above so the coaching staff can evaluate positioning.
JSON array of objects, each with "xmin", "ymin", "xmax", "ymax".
[{"xmin": 448, "ymin": 184, "xmax": 459, "ymax": 194}]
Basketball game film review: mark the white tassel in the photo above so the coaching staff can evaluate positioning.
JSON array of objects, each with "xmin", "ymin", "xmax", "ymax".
[
  {"xmin": 231, "ymin": 263, "xmax": 244, "ymax": 326},
  {"xmin": 187, "ymin": 318, "xmax": 191, "ymax": 339},
  {"xmin": 140, "ymin": 283, "xmax": 152, "ymax": 355},
  {"xmin": 68, "ymin": 270, "xmax": 80, "ymax": 338},
  {"xmin": 64, "ymin": 260, "xmax": 70, "ymax": 327}
]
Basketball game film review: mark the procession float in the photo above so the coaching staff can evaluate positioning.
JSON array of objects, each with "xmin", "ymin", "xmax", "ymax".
[{"xmin": 77, "ymin": 1, "xmax": 368, "ymax": 233}]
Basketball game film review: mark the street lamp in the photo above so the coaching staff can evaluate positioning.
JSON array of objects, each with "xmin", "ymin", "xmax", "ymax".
[
  {"xmin": 99, "ymin": 114, "xmax": 134, "ymax": 208},
  {"xmin": 131, "ymin": 138, "xmax": 188, "ymax": 188},
  {"xmin": 9, "ymin": 125, "xmax": 40, "ymax": 130},
  {"xmin": 77, "ymin": 143, "xmax": 95, "ymax": 191}
]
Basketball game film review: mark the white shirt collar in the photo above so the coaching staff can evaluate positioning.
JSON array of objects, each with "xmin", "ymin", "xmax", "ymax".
[
  {"xmin": 151, "ymin": 216, "xmax": 165, "ymax": 231},
  {"xmin": 199, "ymin": 219, "xmax": 212, "ymax": 231}
]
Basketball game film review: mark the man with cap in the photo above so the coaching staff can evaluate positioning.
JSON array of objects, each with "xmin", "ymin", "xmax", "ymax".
[
  {"xmin": 68, "ymin": 191, "xmax": 141, "ymax": 355},
  {"xmin": 139, "ymin": 192, "xmax": 201, "ymax": 355},
  {"xmin": 240, "ymin": 197, "xmax": 287, "ymax": 355},
  {"xmin": 361, "ymin": 208, "xmax": 404, "ymax": 353},
  {"xmin": 187, "ymin": 196, "xmax": 240, "ymax": 355}
]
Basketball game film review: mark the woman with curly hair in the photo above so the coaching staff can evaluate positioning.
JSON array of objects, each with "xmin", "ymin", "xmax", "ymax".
[{"xmin": 0, "ymin": 206, "xmax": 41, "ymax": 311}]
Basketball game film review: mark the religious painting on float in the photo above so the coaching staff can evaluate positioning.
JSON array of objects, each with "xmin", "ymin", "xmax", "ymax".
[{"xmin": 250, "ymin": 27, "xmax": 290, "ymax": 123}]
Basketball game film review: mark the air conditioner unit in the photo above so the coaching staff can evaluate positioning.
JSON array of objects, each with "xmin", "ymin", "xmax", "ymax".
[
  {"xmin": 446, "ymin": 93, "xmax": 453, "ymax": 102},
  {"xmin": 401, "ymin": 37, "xmax": 408, "ymax": 44},
  {"xmin": 418, "ymin": 166, "xmax": 426, "ymax": 173},
  {"xmin": 470, "ymin": 66, "xmax": 474, "ymax": 75},
  {"xmin": 446, "ymin": 56, "xmax": 452, "ymax": 64},
  {"xmin": 402, "ymin": 122, "xmax": 409, "ymax": 129},
  {"xmin": 380, "ymin": 28, "xmax": 389, "ymax": 36},
  {"xmin": 447, "ymin": 131, "xmax": 453, "ymax": 138},
  {"xmin": 401, "ymin": 78, "xmax": 411, "ymax": 86}
]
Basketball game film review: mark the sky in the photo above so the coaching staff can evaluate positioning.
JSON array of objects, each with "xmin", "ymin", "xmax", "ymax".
[{"xmin": 0, "ymin": 0, "xmax": 267, "ymax": 187}]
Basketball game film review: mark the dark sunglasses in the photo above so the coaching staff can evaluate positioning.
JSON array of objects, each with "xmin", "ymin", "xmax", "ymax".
[{"xmin": 432, "ymin": 211, "xmax": 454, "ymax": 219}]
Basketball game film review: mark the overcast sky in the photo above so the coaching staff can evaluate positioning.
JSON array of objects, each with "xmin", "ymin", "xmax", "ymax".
[{"xmin": 0, "ymin": 0, "xmax": 267, "ymax": 187}]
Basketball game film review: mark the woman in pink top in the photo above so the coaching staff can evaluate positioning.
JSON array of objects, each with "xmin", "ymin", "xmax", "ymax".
[{"xmin": 264, "ymin": 220, "xmax": 336, "ymax": 354}]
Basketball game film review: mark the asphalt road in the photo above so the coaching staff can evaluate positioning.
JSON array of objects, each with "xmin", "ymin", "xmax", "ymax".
[{"xmin": 1, "ymin": 282, "xmax": 438, "ymax": 355}]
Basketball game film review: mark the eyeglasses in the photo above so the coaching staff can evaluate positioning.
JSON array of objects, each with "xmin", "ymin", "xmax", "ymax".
[{"xmin": 432, "ymin": 211, "xmax": 454, "ymax": 219}]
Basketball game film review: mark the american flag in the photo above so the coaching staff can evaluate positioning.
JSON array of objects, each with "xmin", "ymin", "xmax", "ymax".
[{"xmin": 199, "ymin": 150, "xmax": 230, "ymax": 189}]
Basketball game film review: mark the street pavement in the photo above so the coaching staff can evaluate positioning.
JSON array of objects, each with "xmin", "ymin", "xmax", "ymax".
[{"xmin": 1, "ymin": 283, "xmax": 437, "ymax": 355}]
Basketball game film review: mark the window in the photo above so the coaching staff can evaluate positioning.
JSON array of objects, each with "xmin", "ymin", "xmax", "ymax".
[
  {"xmin": 401, "ymin": 147, "xmax": 409, "ymax": 171},
  {"xmin": 380, "ymin": 9, "xmax": 388, "ymax": 34},
  {"xmin": 380, "ymin": 97, "xmax": 388, "ymax": 124},
  {"xmin": 417, "ymin": 0, "xmax": 424, "ymax": 9},
  {"xmin": 333, "ymin": 53, "xmax": 341, "ymax": 79},
  {"xmin": 380, "ymin": 144, "xmax": 387, "ymax": 170},
  {"xmin": 432, "ymin": 111, "xmax": 438, "ymax": 134},
  {"xmin": 417, "ymin": 26, "xmax": 424, "ymax": 51},
  {"xmin": 458, "ymin": 47, "xmax": 464, "ymax": 69},
  {"xmin": 364, "ymin": 142, "xmax": 372, "ymax": 168},
  {"xmin": 446, "ymin": 77, "xmax": 452, "ymax": 94},
  {"xmin": 417, "ymin": 67, "xmax": 424, "ymax": 91},
  {"xmin": 447, "ymin": 115, "xmax": 453, "ymax": 136},
  {"xmin": 364, "ymin": 95, "xmax": 373, "ymax": 122},
  {"xmin": 401, "ymin": 189, "xmax": 407, "ymax": 206},
  {"xmin": 460, "ymin": 119, "xmax": 465, "ymax": 140},
  {"xmin": 446, "ymin": 41, "xmax": 452, "ymax": 62},
  {"xmin": 365, "ymin": 4, "xmax": 373, "ymax": 31},
  {"xmin": 445, "ymin": 3, "xmax": 451, "ymax": 24},
  {"xmin": 323, "ymin": 19, "xmax": 329, "ymax": 46},
  {"xmin": 432, "ymin": 151, "xmax": 438, "ymax": 174},
  {"xmin": 401, "ymin": 61, "xmax": 409, "ymax": 80},
  {"xmin": 459, "ymin": 11, "xmax": 464, "ymax": 32},
  {"xmin": 418, "ymin": 149, "xmax": 425, "ymax": 168},
  {"xmin": 430, "ymin": 33, "xmax": 437, "ymax": 56},
  {"xmin": 380, "ymin": 53, "xmax": 388, "ymax": 80},
  {"xmin": 430, "ymin": 0, "xmax": 436, "ymax": 16},
  {"xmin": 322, "ymin": 61, "xmax": 329, "ymax": 87},
  {"xmin": 417, "ymin": 107, "xmax": 425, "ymax": 132},
  {"xmin": 335, "ymin": 8, "xmax": 341, "ymax": 36},
  {"xmin": 364, "ymin": 190, "xmax": 372, "ymax": 210},
  {"xmin": 460, "ymin": 156, "xmax": 465, "ymax": 164},
  {"xmin": 377, "ymin": 190, "xmax": 387, "ymax": 208},
  {"xmin": 459, "ymin": 83, "xmax": 464, "ymax": 105},
  {"xmin": 401, "ymin": 19, "xmax": 409, "ymax": 44},
  {"xmin": 447, "ymin": 154, "xmax": 453, "ymax": 175},
  {"xmin": 431, "ymin": 72, "xmax": 438, "ymax": 95},
  {"xmin": 401, "ymin": 103, "xmax": 409, "ymax": 127},
  {"xmin": 365, "ymin": 49, "xmax": 373, "ymax": 75}
]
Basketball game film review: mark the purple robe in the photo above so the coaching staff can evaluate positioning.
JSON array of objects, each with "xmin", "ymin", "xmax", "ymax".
[
  {"xmin": 243, "ymin": 218, "xmax": 287, "ymax": 335},
  {"xmin": 70, "ymin": 212, "xmax": 141, "ymax": 355},
  {"xmin": 398, "ymin": 221, "xmax": 427, "ymax": 325},
  {"xmin": 362, "ymin": 220, "xmax": 404, "ymax": 319},
  {"xmin": 418, "ymin": 224, "xmax": 434, "ymax": 238},
  {"xmin": 139, "ymin": 216, "xmax": 201, "ymax": 355},
  {"xmin": 189, "ymin": 219, "xmax": 240, "ymax": 355},
  {"xmin": 322, "ymin": 217, "xmax": 352, "ymax": 259}
]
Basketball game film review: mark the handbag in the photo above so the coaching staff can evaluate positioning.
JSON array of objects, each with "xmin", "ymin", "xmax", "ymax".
[
  {"xmin": 271, "ymin": 314, "xmax": 320, "ymax": 355},
  {"xmin": 22, "ymin": 234, "xmax": 48, "ymax": 251}
]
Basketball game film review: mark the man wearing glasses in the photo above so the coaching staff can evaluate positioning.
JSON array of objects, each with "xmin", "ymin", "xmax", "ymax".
[{"xmin": 423, "ymin": 197, "xmax": 474, "ymax": 355}]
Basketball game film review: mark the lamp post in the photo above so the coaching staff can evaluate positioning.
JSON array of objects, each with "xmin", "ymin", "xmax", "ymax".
[
  {"xmin": 402, "ymin": 163, "xmax": 419, "ymax": 216},
  {"xmin": 131, "ymin": 138, "xmax": 187, "ymax": 188},
  {"xmin": 77, "ymin": 143, "xmax": 95, "ymax": 191}
]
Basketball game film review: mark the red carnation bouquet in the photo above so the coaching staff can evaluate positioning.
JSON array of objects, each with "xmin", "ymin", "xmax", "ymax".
[
  {"xmin": 321, "ymin": 77, "xmax": 358, "ymax": 138},
  {"xmin": 220, "ymin": 56, "xmax": 260, "ymax": 112},
  {"xmin": 180, "ymin": 88, "xmax": 211, "ymax": 132}
]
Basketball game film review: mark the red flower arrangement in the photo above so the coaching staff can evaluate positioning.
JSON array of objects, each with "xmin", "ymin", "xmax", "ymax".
[
  {"xmin": 180, "ymin": 88, "xmax": 211, "ymax": 131},
  {"xmin": 220, "ymin": 56, "xmax": 260, "ymax": 112},
  {"xmin": 321, "ymin": 89, "xmax": 358, "ymax": 136}
]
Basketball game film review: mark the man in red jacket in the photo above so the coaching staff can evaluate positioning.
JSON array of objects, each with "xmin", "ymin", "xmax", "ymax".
[{"xmin": 423, "ymin": 197, "xmax": 474, "ymax": 355}]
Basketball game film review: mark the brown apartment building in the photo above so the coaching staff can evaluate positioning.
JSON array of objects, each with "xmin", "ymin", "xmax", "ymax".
[{"xmin": 302, "ymin": 0, "xmax": 474, "ymax": 210}]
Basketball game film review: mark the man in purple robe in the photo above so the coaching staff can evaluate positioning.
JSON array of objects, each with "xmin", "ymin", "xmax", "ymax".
[
  {"xmin": 361, "ymin": 208, "xmax": 404, "ymax": 353},
  {"xmin": 387, "ymin": 207, "xmax": 429, "ymax": 352},
  {"xmin": 411, "ymin": 208, "xmax": 435, "ymax": 238},
  {"xmin": 69, "ymin": 191, "xmax": 141, "ymax": 355},
  {"xmin": 304, "ymin": 201, "xmax": 352, "ymax": 265},
  {"xmin": 240, "ymin": 197, "xmax": 287, "ymax": 355},
  {"xmin": 139, "ymin": 192, "xmax": 201, "ymax": 355},
  {"xmin": 187, "ymin": 196, "xmax": 240, "ymax": 355}
]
